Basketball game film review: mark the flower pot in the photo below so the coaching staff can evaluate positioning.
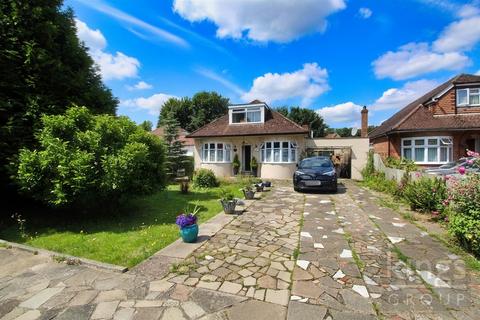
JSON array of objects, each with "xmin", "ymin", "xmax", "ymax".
[
  {"xmin": 221, "ymin": 199, "xmax": 237, "ymax": 214},
  {"xmin": 233, "ymin": 166, "xmax": 239, "ymax": 175},
  {"xmin": 243, "ymin": 189, "xmax": 255, "ymax": 200},
  {"xmin": 180, "ymin": 224, "xmax": 199, "ymax": 243},
  {"xmin": 262, "ymin": 181, "xmax": 271, "ymax": 188},
  {"xmin": 255, "ymin": 184, "xmax": 264, "ymax": 192},
  {"xmin": 252, "ymin": 167, "xmax": 258, "ymax": 177}
]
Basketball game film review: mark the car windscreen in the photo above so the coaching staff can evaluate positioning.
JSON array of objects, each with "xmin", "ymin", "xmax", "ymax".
[{"xmin": 299, "ymin": 158, "xmax": 333, "ymax": 169}]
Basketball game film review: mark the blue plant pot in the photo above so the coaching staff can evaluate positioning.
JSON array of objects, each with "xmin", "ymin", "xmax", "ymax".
[{"xmin": 180, "ymin": 224, "xmax": 198, "ymax": 243}]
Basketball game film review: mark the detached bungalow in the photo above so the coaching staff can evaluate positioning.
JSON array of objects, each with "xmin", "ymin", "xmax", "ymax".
[
  {"xmin": 370, "ymin": 74, "xmax": 480, "ymax": 166},
  {"xmin": 186, "ymin": 100, "xmax": 309, "ymax": 179}
]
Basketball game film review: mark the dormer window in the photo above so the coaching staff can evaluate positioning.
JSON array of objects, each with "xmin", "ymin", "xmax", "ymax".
[
  {"xmin": 229, "ymin": 105, "xmax": 264, "ymax": 124},
  {"xmin": 457, "ymin": 88, "xmax": 480, "ymax": 106}
]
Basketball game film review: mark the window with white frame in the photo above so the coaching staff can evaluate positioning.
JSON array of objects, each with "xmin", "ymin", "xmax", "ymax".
[
  {"xmin": 457, "ymin": 88, "xmax": 480, "ymax": 106},
  {"xmin": 260, "ymin": 141, "xmax": 297, "ymax": 163},
  {"xmin": 401, "ymin": 137, "xmax": 453, "ymax": 164},
  {"xmin": 202, "ymin": 143, "xmax": 231, "ymax": 163},
  {"xmin": 231, "ymin": 107, "xmax": 262, "ymax": 124}
]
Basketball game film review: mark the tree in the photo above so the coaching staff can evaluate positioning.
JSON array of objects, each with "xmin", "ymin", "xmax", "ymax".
[
  {"xmin": 190, "ymin": 91, "xmax": 229, "ymax": 131},
  {"xmin": 139, "ymin": 120, "xmax": 153, "ymax": 132},
  {"xmin": 162, "ymin": 113, "xmax": 188, "ymax": 179},
  {"xmin": 0, "ymin": 0, "xmax": 118, "ymax": 188},
  {"xmin": 157, "ymin": 97, "xmax": 192, "ymax": 129},
  {"xmin": 275, "ymin": 107, "xmax": 328, "ymax": 137},
  {"xmin": 15, "ymin": 107, "xmax": 165, "ymax": 208},
  {"xmin": 158, "ymin": 92, "xmax": 228, "ymax": 132}
]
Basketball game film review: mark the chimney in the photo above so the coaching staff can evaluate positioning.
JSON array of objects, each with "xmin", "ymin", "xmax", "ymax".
[
  {"xmin": 361, "ymin": 106, "xmax": 368, "ymax": 138},
  {"xmin": 301, "ymin": 124, "xmax": 313, "ymax": 138}
]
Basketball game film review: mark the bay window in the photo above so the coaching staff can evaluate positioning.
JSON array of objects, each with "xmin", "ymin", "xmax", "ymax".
[
  {"xmin": 457, "ymin": 88, "xmax": 480, "ymax": 106},
  {"xmin": 202, "ymin": 143, "xmax": 231, "ymax": 163},
  {"xmin": 261, "ymin": 141, "xmax": 297, "ymax": 163},
  {"xmin": 401, "ymin": 137, "xmax": 452, "ymax": 164}
]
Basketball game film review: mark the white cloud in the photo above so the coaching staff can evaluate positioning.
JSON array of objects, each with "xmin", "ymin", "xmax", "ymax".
[
  {"xmin": 359, "ymin": 7, "xmax": 372, "ymax": 19},
  {"xmin": 77, "ymin": 0, "xmax": 188, "ymax": 48},
  {"xmin": 127, "ymin": 81, "xmax": 153, "ymax": 91},
  {"xmin": 372, "ymin": 42, "xmax": 469, "ymax": 80},
  {"xmin": 476, "ymin": 70, "xmax": 480, "ymax": 75},
  {"xmin": 372, "ymin": 79, "xmax": 439, "ymax": 110},
  {"xmin": 121, "ymin": 93, "xmax": 178, "ymax": 115},
  {"xmin": 316, "ymin": 102, "xmax": 363, "ymax": 125},
  {"xmin": 242, "ymin": 63, "xmax": 330, "ymax": 106},
  {"xmin": 75, "ymin": 19, "xmax": 140, "ymax": 81},
  {"xmin": 433, "ymin": 16, "xmax": 480, "ymax": 52},
  {"xmin": 173, "ymin": 0, "xmax": 346, "ymax": 43},
  {"xmin": 75, "ymin": 19, "xmax": 106, "ymax": 51}
]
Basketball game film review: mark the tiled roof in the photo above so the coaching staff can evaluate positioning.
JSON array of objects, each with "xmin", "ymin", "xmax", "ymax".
[
  {"xmin": 151, "ymin": 127, "xmax": 194, "ymax": 146},
  {"xmin": 187, "ymin": 108, "xmax": 308, "ymax": 138},
  {"xmin": 369, "ymin": 74, "xmax": 480, "ymax": 139}
]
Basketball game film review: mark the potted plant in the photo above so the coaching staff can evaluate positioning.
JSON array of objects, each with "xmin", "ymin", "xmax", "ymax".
[
  {"xmin": 251, "ymin": 157, "xmax": 258, "ymax": 177},
  {"xmin": 233, "ymin": 154, "xmax": 241, "ymax": 175},
  {"xmin": 220, "ymin": 189, "xmax": 237, "ymax": 214},
  {"xmin": 175, "ymin": 208, "xmax": 199, "ymax": 243},
  {"xmin": 242, "ymin": 185, "xmax": 256, "ymax": 200}
]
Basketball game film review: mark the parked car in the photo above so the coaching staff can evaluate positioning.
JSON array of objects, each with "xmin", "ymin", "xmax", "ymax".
[
  {"xmin": 425, "ymin": 157, "xmax": 479, "ymax": 176},
  {"xmin": 293, "ymin": 156, "xmax": 337, "ymax": 192}
]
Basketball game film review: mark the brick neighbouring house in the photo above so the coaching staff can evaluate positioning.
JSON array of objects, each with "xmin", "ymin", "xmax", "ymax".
[{"xmin": 369, "ymin": 74, "xmax": 480, "ymax": 166}]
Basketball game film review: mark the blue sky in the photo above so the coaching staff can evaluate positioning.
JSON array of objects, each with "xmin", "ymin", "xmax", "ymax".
[{"xmin": 67, "ymin": 0, "xmax": 480, "ymax": 128}]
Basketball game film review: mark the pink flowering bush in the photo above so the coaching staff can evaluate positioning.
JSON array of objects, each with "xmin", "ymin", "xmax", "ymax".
[{"xmin": 447, "ymin": 150, "xmax": 480, "ymax": 256}]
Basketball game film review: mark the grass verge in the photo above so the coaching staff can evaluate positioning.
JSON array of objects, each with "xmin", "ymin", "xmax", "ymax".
[{"xmin": 0, "ymin": 181, "xmax": 244, "ymax": 267}]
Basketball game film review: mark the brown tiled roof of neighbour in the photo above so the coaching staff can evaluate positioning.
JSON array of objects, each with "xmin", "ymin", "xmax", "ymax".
[
  {"xmin": 151, "ymin": 126, "xmax": 194, "ymax": 146},
  {"xmin": 187, "ymin": 108, "xmax": 308, "ymax": 138},
  {"xmin": 369, "ymin": 74, "xmax": 480, "ymax": 139}
]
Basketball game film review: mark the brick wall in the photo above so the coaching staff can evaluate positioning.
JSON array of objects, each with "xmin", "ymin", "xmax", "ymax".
[
  {"xmin": 432, "ymin": 86, "xmax": 480, "ymax": 115},
  {"xmin": 432, "ymin": 88, "xmax": 455, "ymax": 115}
]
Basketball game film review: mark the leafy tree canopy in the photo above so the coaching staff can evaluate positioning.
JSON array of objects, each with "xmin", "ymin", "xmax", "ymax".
[
  {"xmin": 275, "ymin": 106, "xmax": 328, "ymax": 138},
  {"xmin": 0, "ymin": 0, "xmax": 118, "ymax": 187},
  {"xmin": 158, "ymin": 91, "xmax": 229, "ymax": 132},
  {"xmin": 16, "ymin": 107, "xmax": 166, "ymax": 208}
]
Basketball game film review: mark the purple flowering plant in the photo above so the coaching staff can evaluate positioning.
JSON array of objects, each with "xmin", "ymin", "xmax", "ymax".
[
  {"xmin": 175, "ymin": 204, "xmax": 200, "ymax": 229},
  {"xmin": 175, "ymin": 213, "xmax": 197, "ymax": 229}
]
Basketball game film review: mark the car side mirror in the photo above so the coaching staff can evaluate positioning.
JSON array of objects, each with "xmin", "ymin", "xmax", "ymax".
[{"xmin": 296, "ymin": 163, "xmax": 298, "ymax": 168}]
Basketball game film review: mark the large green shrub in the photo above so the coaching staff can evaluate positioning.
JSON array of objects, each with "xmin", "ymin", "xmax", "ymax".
[
  {"xmin": 402, "ymin": 177, "xmax": 447, "ymax": 213},
  {"xmin": 15, "ymin": 107, "xmax": 166, "ymax": 207},
  {"xmin": 448, "ymin": 174, "xmax": 480, "ymax": 256},
  {"xmin": 193, "ymin": 169, "xmax": 218, "ymax": 188}
]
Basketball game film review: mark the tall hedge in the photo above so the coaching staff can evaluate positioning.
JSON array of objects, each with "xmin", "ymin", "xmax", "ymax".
[
  {"xmin": 15, "ymin": 107, "xmax": 166, "ymax": 208},
  {"xmin": 0, "ymin": 0, "xmax": 118, "ymax": 188}
]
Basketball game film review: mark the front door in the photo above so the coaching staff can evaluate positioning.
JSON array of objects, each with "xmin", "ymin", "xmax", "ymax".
[{"xmin": 242, "ymin": 145, "xmax": 251, "ymax": 172}]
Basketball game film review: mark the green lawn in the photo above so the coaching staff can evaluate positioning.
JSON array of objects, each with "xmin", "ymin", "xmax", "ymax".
[{"xmin": 0, "ymin": 181, "xmax": 245, "ymax": 267}]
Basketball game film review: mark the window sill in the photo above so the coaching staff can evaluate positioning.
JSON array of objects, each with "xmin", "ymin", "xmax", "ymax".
[{"xmin": 201, "ymin": 162, "xmax": 232, "ymax": 164}]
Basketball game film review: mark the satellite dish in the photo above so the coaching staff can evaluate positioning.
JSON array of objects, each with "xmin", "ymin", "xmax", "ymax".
[{"xmin": 351, "ymin": 127, "xmax": 358, "ymax": 136}]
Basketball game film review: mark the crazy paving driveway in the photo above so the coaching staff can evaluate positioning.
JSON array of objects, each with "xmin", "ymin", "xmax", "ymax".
[{"xmin": 1, "ymin": 180, "xmax": 479, "ymax": 320}]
